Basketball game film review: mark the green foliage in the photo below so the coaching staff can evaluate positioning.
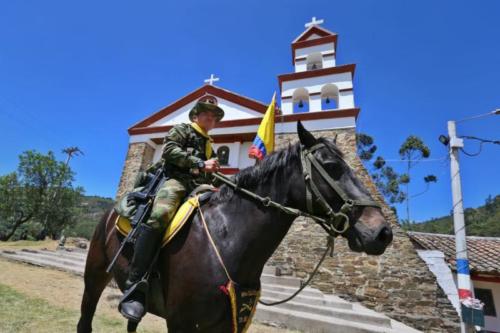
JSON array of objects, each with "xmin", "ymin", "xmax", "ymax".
[
  {"xmin": 65, "ymin": 195, "xmax": 115, "ymax": 239},
  {"xmin": 356, "ymin": 132, "xmax": 438, "ymax": 222},
  {"xmin": 398, "ymin": 135, "xmax": 436, "ymax": 222},
  {"xmin": 356, "ymin": 133, "xmax": 377, "ymax": 161},
  {"xmin": 373, "ymin": 156, "xmax": 386, "ymax": 169},
  {"xmin": 407, "ymin": 195, "xmax": 500, "ymax": 236},
  {"xmin": 399, "ymin": 135, "xmax": 431, "ymax": 165},
  {"xmin": 371, "ymin": 165, "xmax": 406, "ymax": 204},
  {"xmin": 0, "ymin": 150, "xmax": 83, "ymax": 241}
]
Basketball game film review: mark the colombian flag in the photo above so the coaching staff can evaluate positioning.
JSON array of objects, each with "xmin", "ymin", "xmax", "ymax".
[{"xmin": 248, "ymin": 93, "xmax": 276, "ymax": 160}]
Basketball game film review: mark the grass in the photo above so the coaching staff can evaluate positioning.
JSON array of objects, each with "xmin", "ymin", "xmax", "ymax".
[{"xmin": 0, "ymin": 283, "xmax": 154, "ymax": 333}]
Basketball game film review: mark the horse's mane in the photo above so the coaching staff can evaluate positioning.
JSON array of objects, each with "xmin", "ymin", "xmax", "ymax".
[{"xmin": 210, "ymin": 137, "xmax": 343, "ymax": 203}]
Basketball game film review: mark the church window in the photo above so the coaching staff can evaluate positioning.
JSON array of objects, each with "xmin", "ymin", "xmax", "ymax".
[
  {"xmin": 321, "ymin": 84, "xmax": 339, "ymax": 110},
  {"xmin": 306, "ymin": 53, "xmax": 323, "ymax": 71},
  {"xmin": 292, "ymin": 88, "xmax": 309, "ymax": 113},
  {"xmin": 217, "ymin": 146, "xmax": 230, "ymax": 166}
]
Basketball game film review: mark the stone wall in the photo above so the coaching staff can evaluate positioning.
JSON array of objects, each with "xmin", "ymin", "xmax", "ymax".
[
  {"xmin": 269, "ymin": 129, "xmax": 460, "ymax": 333},
  {"xmin": 116, "ymin": 142, "xmax": 155, "ymax": 200}
]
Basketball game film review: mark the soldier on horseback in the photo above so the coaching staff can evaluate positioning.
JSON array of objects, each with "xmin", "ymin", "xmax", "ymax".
[{"xmin": 119, "ymin": 97, "xmax": 225, "ymax": 322}]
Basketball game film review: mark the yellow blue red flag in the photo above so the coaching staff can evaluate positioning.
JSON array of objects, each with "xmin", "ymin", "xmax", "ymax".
[{"xmin": 248, "ymin": 92, "xmax": 276, "ymax": 160}]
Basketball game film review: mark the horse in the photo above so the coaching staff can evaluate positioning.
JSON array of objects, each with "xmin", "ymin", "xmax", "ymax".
[{"xmin": 77, "ymin": 122, "xmax": 393, "ymax": 333}]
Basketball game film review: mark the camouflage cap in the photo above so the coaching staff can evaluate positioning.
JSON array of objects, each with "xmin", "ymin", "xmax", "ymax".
[{"xmin": 189, "ymin": 101, "xmax": 225, "ymax": 122}]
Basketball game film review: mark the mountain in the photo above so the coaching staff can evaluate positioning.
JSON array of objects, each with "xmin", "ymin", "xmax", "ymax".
[
  {"xmin": 66, "ymin": 195, "xmax": 115, "ymax": 239},
  {"xmin": 405, "ymin": 195, "xmax": 500, "ymax": 237}
]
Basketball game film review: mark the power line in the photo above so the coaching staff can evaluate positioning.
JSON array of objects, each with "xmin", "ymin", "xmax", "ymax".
[
  {"xmin": 382, "ymin": 156, "xmax": 448, "ymax": 163},
  {"xmin": 459, "ymin": 135, "xmax": 499, "ymax": 157}
]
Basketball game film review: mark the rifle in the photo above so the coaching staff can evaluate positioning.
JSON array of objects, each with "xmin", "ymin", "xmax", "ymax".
[{"xmin": 106, "ymin": 168, "xmax": 166, "ymax": 273}]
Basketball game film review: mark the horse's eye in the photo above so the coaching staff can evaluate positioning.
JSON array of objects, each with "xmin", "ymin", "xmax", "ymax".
[{"xmin": 323, "ymin": 160, "xmax": 343, "ymax": 179}]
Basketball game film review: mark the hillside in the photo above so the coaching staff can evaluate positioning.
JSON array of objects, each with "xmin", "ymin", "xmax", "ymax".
[
  {"xmin": 406, "ymin": 195, "xmax": 500, "ymax": 237},
  {"xmin": 66, "ymin": 195, "xmax": 115, "ymax": 239}
]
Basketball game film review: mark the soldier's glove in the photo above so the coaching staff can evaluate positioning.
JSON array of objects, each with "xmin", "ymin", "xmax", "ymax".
[{"xmin": 127, "ymin": 191, "xmax": 148, "ymax": 205}]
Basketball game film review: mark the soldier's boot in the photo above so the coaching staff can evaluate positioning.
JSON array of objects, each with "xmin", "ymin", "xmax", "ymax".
[{"xmin": 119, "ymin": 224, "xmax": 161, "ymax": 322}]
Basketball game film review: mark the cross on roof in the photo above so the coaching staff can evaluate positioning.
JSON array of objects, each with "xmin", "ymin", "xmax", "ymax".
[
  {"xmin": 305, "ymin": 16, "xmax": 324, "ymax": 28},
  {"xmin": 204, "ymin": 74, "xmax": 220, "ymax": 85}
]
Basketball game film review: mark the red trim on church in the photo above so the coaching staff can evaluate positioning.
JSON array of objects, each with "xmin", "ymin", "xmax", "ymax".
[
  {"xmin": 149, "ymin": 133, "xmax": 257, "ymax": 144},
  {"xmin": 291, "ymin": 26, "xmax": 338, "ymax": 64},
  {"xmin": 128, "ymin": 108, "xmax": 359, "ymax": 135},
  {"xmin": 293, "ymin": 25, "xmax": 336, "ymax": 43},
  {"xmin": 128, "ymin": 85, "xmax": 269, "ymax": 131},
  {"xmin": 292, "ymin": 35, "xmax": 338, "ymax": 65},
  {"xmin": 278, "ymin": 64, "xmax": 356, "ymax": 90}
]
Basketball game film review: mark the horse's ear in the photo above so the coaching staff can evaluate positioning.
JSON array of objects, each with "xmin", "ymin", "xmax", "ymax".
[
  {"xmin": 297, "ymin": 121, "xmax": 316, "ymax": 148},
  {"xmin": 333, "ymin": 133, "xmax": 338, "ymax": 145}
]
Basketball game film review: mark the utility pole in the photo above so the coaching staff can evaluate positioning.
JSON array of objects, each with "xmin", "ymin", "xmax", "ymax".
[
  {"xmin": 447, "ymin": 121, "xmax": 472, "ymax": 333},
  {"xmin": 441, "ymin": 109, "xmax": 498, "ymax": 331}
]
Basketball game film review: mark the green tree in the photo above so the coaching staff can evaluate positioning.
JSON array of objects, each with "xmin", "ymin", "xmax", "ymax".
[
  {"xmin": 398, "ymin": 135, "xmax": 437, "ymax": 223},
  {"xmin": 356, "ymin": 133, "xmax": 378, "ymax": 161},
  {"xmin": 0, "ymin": 150, "xmax": 84, "ymax": 241},
  {"xmin": 356, "ymin": 133, "xmax": 406, "ymax": 212}
]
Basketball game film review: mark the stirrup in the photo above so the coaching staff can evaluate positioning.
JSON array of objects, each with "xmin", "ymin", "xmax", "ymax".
[{"xmin": 119, "ymin": 279, "xmax": 149, "ymax": 322}]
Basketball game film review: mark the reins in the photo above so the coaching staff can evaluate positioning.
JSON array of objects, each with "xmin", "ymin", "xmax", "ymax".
[{"xmin": 201, "ymin": 143, "xmax": 380, "ymax": 306}]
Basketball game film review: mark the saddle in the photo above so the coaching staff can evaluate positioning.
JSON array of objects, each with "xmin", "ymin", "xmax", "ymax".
[{"xmin": 114, "ymin": 185, "xmax": 216, "ymax": 247}]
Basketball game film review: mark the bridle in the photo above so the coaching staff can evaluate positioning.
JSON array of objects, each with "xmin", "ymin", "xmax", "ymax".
[
  {"xmin": 210, "ymin": 141, "xmax": 383, "ymax": 306},
  {"xmin": 213, "ymin": 141, "xmax": 381, "ymax": 238},
  {"xmin": 299, "ymin": 142, "xmax": 381, "ymax": 235}
]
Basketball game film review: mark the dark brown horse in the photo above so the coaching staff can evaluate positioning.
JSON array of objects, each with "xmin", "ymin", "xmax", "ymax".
[{"xmin": 77, "ymin": 123, "xmax": 393, "ymax": 333}]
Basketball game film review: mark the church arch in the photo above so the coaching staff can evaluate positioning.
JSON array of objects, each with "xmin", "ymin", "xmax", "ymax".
[
  {"xmin": 292, "ymin": 88, "xmax": 310, "ymax": 113},
  {"xmin": 306, "ymin": 52, "xmax": 323, "ymax": 71},
  {"xmin": 321, "ymin": 84, "xmax": 339, "ymax": 110}
]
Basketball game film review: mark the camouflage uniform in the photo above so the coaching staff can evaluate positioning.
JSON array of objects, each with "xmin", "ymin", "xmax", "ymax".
[{"xmin": 147, "ymin": 123, "xmax": 216, "ymax": 230}]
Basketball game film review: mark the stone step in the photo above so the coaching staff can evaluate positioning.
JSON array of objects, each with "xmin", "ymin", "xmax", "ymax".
[
  {"xmin": 263, "ymin": 265, "xmax": 278, "ymax": 275},
  {"xmin": 1, "ymin": 252, "xmax": 84, "ymax": 276},
  {"xmin": 260, "ymin": 296, "xmax": 391, "ymax": 328},
  {"xmin": 255, "ymin": 305, "xmax": 420, "ymax": 333},
  {"xmin": 261, "ymin": 283, "xmax": 324, "ymax": 298},
  {"xmin": 260, "ymin": 273, "xmax": 302, "ymax": 288},
  {"xmin": 261, "ymin": 289, "xmax": 352, "ymax": 309},
  {"xmin": 40, "ymin": 249, "xmax": 87, "ymax": 261},
  {"xmin": 16, "ymin": 250, "xmax": 87, "ymax": 268}
]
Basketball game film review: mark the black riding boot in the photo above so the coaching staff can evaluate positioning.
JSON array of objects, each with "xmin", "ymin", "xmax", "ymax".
[{"xmin": 119, "ymin": 224, "xmax": 161, "ymax": 322}]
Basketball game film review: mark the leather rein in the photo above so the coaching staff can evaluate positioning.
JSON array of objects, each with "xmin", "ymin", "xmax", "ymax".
[{"xmin": 209, "ymin": 142, "xmax": 381, "ymax": 306}]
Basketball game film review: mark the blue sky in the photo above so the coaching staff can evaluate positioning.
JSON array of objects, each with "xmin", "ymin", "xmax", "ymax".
[{"xmin": 1, "ymin": 0, "xmax": 499, "ymax": 222}]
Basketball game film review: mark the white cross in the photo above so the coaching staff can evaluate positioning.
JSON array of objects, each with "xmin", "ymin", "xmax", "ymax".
[
  {"xmin": 305, "ymin": 16, "xmax": 324, "ymax": 28},
  {"xmin": 204, "ymin": 74, "xmax": 220, "ymax": 85}
]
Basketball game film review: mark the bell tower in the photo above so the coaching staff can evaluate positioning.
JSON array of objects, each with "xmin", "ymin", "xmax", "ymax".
[{"xmin": 279, "ymin": 18, "xmax": 356, "ymax": 116}]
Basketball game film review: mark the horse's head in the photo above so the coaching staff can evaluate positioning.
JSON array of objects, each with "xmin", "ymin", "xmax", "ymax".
[{"xmin": 297, "ymin": 122, "xmax": 393, "ymax": 255}]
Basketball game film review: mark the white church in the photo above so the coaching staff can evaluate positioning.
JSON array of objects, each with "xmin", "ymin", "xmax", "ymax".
[{"xmin": 117, "ymin": 17, "xmax": 360, "ymax": 196}]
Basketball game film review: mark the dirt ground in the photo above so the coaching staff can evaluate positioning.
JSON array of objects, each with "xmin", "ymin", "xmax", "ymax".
[{"xmin": 0, "ymin": 251, "xmax": 292, "ymax": 332}]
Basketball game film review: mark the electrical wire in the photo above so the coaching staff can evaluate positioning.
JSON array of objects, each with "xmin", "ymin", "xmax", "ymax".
[{"xmin": 459, "ymin": 135, "xmax": 499, "ymax": 157}]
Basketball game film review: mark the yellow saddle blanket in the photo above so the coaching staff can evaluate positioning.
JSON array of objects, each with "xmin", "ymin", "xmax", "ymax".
[{"xmin": 115, "ymin": 196, "xmax": 200, "ymax": 247}]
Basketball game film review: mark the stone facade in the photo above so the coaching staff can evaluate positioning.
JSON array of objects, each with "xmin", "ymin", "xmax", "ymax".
[
  {"xmin": 269, "ymin": 129, "xmax": 460, "ymax": 333},
  {"xmin": 116, "ymin": 142, "xmax": 155, "ymax": 199}
]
